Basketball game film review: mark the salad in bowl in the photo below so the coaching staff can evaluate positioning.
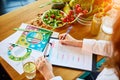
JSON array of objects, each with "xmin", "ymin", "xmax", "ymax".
[{"xmin": 41, "ymin": 9, "xmax": 67, "ymax": 29}]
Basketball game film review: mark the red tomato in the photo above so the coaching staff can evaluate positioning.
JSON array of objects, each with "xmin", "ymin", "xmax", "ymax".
[
  {"xmin": 70, "ymin": 15, "xmax": 74, "ymax": 18},
  {"xmin": 67, "ymin": 14, "xmax": 71, "ymax": 18},
  {"xmin": 45, "ymin": 15, "xmax": 48, "ymax": 18},
  {"xmin": 70, "ymin": 17, "xmax": 75, "ymax": 21},
  {"xmin": 76, "ymin": 7, "xmax": 82, "ymax": 14},
  {"xmin": 82, "ymin": 9, "xmax": 88, "ymax": 15},
  {"xmin": 51, "ymin": 14, "xmax": 55, "ymax": 18},
  {"xmin": 66, "ymin": 18, "xmax": 69, "ymax": 22},
  {"xmin": 66, "ymin": 16, "xmax": 71, "ymax": 22},
  {"xmin": 69, "ymin": 10, "xmax": 74, "ymax": 15},
  {"xmin": 75, "ymin": 4, "xmax": 80, "ymax": 9},
  {"xmin": 63, "ymin": 18, "xmax": 67, "ymax": 22}
]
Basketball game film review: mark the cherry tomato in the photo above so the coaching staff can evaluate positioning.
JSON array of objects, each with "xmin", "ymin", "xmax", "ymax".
[
  {"xmin": 76, "ymin": 7, "xmax": 82, "ymax": 14},
  {"xmin": 51, "ymin": 14, "xmax": 55, "ymax": 18},
  {"xmin": 63, "ymin": 18, "xmax": 67, "ymax": 22},
  {"xmin": 45, "ymin": 15, "xmax": 48, "ymax": 18},
  {"xmin": 67, "ymin": 14, "xmax": 71, "ymax": 18},
  {"xmin": 66, "ymin": 16, "xmax": 71, "ymax": 22},
  {"xmin": 70, "ymin": 17, "xmax": 75, "ymax": 21},
  {"xmin": 75, "ymin": 4, "xmax": 80, "ymax": 9},
  {"xmin": 66, "ymin": 18, "xmax": 70, "ymax": 22},
  {"xmin": 69, "ymin": 10, "xmax": 74, "ymax": 15},
  {"xmin": 82, "ymin": 9, "xmax": 88, "ymax": 15}
]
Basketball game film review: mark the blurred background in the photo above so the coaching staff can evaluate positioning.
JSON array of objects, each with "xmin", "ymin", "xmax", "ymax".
[
  {"xmin": 0, "ymin": 0, "xmax": 37, "ymax": 79},
  {"xmin": 0, "ymin": 0, "xmax": 36, "ymax": 15}
]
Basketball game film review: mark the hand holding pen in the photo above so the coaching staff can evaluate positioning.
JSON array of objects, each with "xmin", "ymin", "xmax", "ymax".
[
  {"xmin": 59, "ymin": 26, "xmax": 73, "ymax": 40},
  {"xmin": 59, "ymin": 26, "xmax": 82, "ymax": 47}
]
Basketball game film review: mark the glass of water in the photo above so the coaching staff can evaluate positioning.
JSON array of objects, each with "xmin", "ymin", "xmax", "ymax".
[
  {"xmin": 101, "ymin": 8, "xmax": 118, "ymax": 34},
  {"xmin": 22, "ymin": 57, "xmax": 36, "ymax": 79},
  {"xmin": 101, "ymin": 16, "xmax": 114, "ymax": 34}
]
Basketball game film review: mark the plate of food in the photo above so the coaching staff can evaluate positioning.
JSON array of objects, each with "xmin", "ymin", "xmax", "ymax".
[{"xmin": 41, "ymin": 9, "xmax": 67, "ymax": 29}]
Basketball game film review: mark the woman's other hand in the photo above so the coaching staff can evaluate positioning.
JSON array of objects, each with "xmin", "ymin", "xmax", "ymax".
[{"xmin": 35, "ymin": 57, "xmax": 54, "ymax": 80}]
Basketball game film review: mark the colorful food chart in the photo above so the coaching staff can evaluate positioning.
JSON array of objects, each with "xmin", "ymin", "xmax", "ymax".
[
  {"xmin": 8, "ymin": 44, "xmax": 32, "ymax": 61},
  {"xmin": 42, "ymin": 9, "xmax": 66, "ymax": 28},
  {"xmin": 16, "ymin": 25, "xmax": 52, "ymax": 52}
]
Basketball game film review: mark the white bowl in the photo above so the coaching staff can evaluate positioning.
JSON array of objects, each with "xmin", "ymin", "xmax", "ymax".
[
  {"xmin": 41, "ymin": 9, "xmax": 67, "ymax": 29},
  {"xmin": 77, "ymin": 16, "xmax": 92, "ymax": 26}
]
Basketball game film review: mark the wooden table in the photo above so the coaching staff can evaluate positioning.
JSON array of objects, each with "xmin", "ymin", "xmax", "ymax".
[{"xmin": 0, "ymin": 0, "xmax": 110, "ymax": 80}]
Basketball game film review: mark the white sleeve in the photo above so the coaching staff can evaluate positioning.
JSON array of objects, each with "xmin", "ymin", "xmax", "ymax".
[
  {"xmin": 82, "ymin": 39, "xmax": 113, "ymax": 57},
  {"xmin": 96, "ymin": 68, "xmax": 119, "ymax": 80},
  {"xmin": 50, "ymin": 76, "xmax": 63, "ymax": 80}
]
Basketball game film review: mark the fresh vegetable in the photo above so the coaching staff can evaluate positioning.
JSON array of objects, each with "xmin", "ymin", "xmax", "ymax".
[
  {"xmin": 51, "ymin": 2, "xmax": 65, "ymax": 10},
  {"xmin": 69, "ymin": 0, "xmax": 112, "ymax": 17},
  {"xmin": 52, "ymin": 0, "xmax": 70, "ymax": 3},
  {"xmin": 63, "ymin": 3, "xmax": 71, "ymax": 14},
  {"xmin": 62, "ymin": 4, "xmax": 89, "ymax": 23},
  {"xmin": 63, "ymin": 10, "xmax": 75, "ymax": 23},
  {"xmin": 42, "ymin": 9, "xmax": 66, "ymax": 28},
  {"xmin": 69, "ymin": 0, "xmax": 75, "ymax": 7},
  {"xmin": 52, "ymin": 0, "xmax": 63, "ymax": 3},
  {"xmin": 39, "ymin": 0, "xmax": 70, "ymax": 8},
  {"xmin": 74, "ymin": 4, "xmax": 88, "ymax": 15}
]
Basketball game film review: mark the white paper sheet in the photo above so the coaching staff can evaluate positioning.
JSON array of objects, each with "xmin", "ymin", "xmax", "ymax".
[
  {"xmin": 47, "ymin": 39, "xmax": 93, "ymax": 71},
  {"xmin": 0, "ymin": 23, "xmax": 59, "ymax": 74}
]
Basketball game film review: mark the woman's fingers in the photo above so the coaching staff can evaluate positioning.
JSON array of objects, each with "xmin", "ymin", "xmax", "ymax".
[
  {"xmin": 59, "ymin": 40, "xmax": 70, "ymax": 45},
  {"xmin": 59, "ymin": 40, "xmax": 77, "ymax": 46},
  {"xmin": 35, "ymin": 57, "xmax": 40, "ymax": 65},
  {"xmin": 59, "ymin": 33, "xmax": 66, "ymax": 40},
  {"xmin": 35, "ymin": 56, "xmax": 46, "ymax": 70},
  {"xmin": 59, "ymin": 33, "xmax": 75, "ymax": 41}
]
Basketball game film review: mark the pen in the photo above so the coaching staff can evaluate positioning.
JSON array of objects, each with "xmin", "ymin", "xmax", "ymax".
[
  {"xmin": 50, "ymin": 37, "xmax": 59, "ymax": 39},
  {"xmin": 61, "ymin": 26, "xmax": 73, "ymax": 40},
  {"xmin": 43, "ymin": 43, "xmax": 52, "ymax": 58},
  {"xmin": 44, "ymin": 54, "xmax": 49, "ymax": 57}
]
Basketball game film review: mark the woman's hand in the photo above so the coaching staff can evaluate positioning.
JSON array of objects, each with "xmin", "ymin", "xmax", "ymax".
[
  {"xmin": 59, "ymin": 33, "xmax": 83, "ymax": 47},
  {"xmin": 35, "ymin": 57, "xmax": 54, "ymax": 80}
]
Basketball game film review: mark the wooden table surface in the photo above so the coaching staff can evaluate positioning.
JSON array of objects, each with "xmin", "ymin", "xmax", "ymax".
[{"xmin": 0, "ymin": 0, "xmax": 111, "ymax": 80}]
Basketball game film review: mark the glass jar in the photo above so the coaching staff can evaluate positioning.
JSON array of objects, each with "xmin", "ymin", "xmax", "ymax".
[
  {"xmin": 90, "ymin": 14, "xmax": 102, "ymax": 36},
  {"xmin": 101, "ymin": 8, "xmax": 118, "ymax": 34}
]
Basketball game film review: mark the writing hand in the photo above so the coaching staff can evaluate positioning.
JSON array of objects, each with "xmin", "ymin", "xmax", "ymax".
[{"xmin": 59, "ymin": 33, "xmax": 83, "ymax": 47}]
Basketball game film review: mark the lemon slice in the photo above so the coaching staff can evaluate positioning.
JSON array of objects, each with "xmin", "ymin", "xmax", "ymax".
[{"xmin": 23, "ymin": 62, "xmax": 36, "ymax": 73}]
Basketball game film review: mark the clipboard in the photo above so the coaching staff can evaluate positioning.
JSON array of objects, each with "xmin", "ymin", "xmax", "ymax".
[{"xmin": 46, "ymin": 39, "xmax": 97, "ymax": 71}]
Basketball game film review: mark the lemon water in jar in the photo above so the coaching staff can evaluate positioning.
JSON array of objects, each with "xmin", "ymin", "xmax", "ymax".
[{"xmin": 90, "ymin": 14, "xmax": 102, "ymax": 36}]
